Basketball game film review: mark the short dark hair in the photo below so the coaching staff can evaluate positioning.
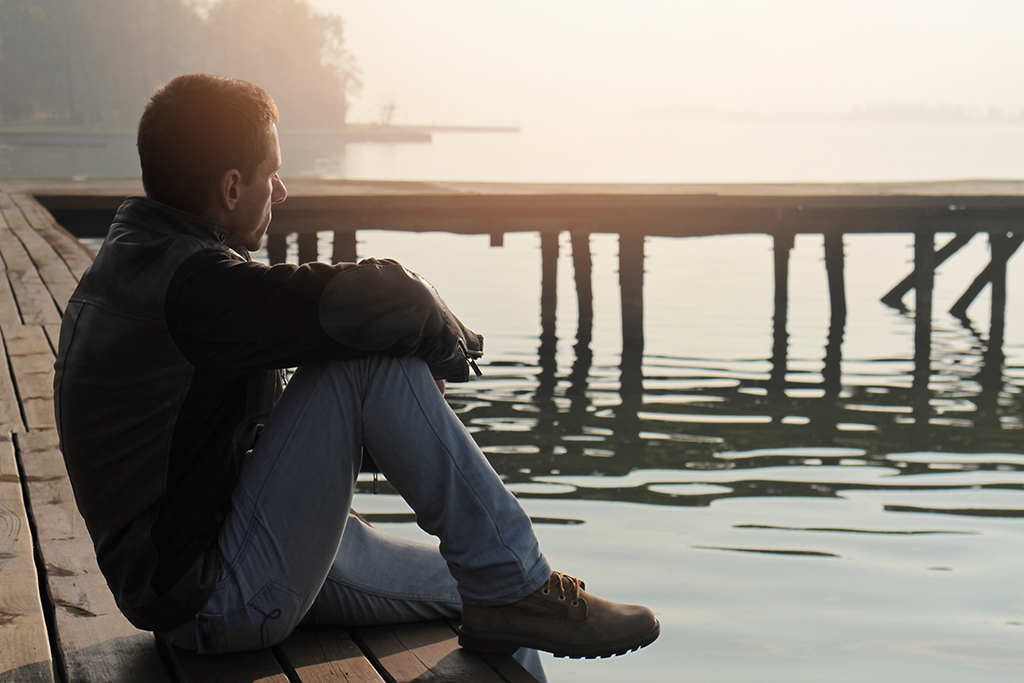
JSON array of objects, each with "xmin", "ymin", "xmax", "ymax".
[{"xmin": 137, "ymin": 74, "xmax": 280, "ymax": 214}]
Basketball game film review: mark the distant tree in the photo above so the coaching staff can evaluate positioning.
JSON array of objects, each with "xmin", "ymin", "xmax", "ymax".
[
  {"xmin": 200, "ymin": 0, "xmax": 361, "ymax": 129},
  {"xmin": 0, "ymin": 0, "xmax": 359, "ymax": 129},
  {"xmin": 0, "ymin": 0, "xmax": 73, "ymax": 122},
  {"xmin": 0, "ymin": 0, "xmax": 205, "ymax": 125}
]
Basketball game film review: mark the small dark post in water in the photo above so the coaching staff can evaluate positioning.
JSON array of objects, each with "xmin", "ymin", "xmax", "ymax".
[
  {"xmin": 571, "ymin": 230, "xmax": 594, "ymax": 332},
  {"xmin": 617, "ymin": 232, "xmax": 644, "ymax": 450},
  {"xmin": 267, "ymin": 232, "xmax": 287, "ymax": 265},
  {"xmin": 824, "ymin": 231, "xmax": 846, "ymax": 318},
  {"xmin": 564, "ymin": 231, "xmax": 595, "ymax": 448},
  {"xmin": 974, "ymin": 231, "xmax": 1011, "ymax": 422},
  {"xmin": 950, "ymin": 232, "xmax": 1022, "ymax": 319},
  {"xmin": 769, "ymin": 231, "xmax": 794, "ymax": 394},
  {"xmin": 883, "ymin": 232, "xmax": 972, "ymax": 311},
  {"xmin": 568, "ymin": 231, "xmax": 594, "ymax": 397},
  {"xmin": 989, "ymin": 231, "xmax": 1010, "ymax": 339},
  {"xmin": 822, "ymin": 233, "xmax": 846, "ymax": 398},
  {"xmin": 912, "ymin": 230, "xmax": 935, "ymax": 422},
  {"xmin": 333, "ymin": 230, "xmax": 358, "ymax": 263},
  {"xmin": 618, "ymin": 232, "xmax": 644, "ymax": 398},
  {"xmin": 537, "ymin": 230, "xmax": 560, "ymax": 400},
  {"xmin": 298, "ymin": 232, "xmax": 318, "ymax": 263}
]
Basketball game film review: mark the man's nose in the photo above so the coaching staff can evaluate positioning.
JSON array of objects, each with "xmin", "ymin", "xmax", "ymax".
[{"xmin": 273, "ymin": 176, "xmax": 287, "ymax": 204}]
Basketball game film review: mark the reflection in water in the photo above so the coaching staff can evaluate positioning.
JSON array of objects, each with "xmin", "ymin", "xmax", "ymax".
[{"xmin": 251, "ymin": 226, "xmax": 1022, "ymax": 528}]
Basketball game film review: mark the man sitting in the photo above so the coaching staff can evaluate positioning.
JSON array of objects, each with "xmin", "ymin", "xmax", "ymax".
[{"xmin": 53, "ymin": 73, "xmax": 659, "ymax": 663}]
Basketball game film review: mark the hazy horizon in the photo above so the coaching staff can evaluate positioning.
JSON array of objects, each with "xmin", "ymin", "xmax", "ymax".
[{"xmin": 309, "ymin": 0, "xmax": 1024, "ymax": 127}]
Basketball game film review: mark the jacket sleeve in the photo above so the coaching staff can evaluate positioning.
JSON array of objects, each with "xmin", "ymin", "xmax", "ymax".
[
  {"xmin": 318, "ymin": 258, "xmax": 483, "ymax": 381},
  {"xmin": 166, "ymin": 250, "xmax": 482, "ymax": 381}
]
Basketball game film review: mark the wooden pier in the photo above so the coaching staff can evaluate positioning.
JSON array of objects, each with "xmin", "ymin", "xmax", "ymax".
[
  {"xmin": 19, "ymin": 177, "xmax": 1024, "ymax": 399},
  {"xmin": 0, "ymin": 182, "xmax": 539, "ymax": 683}
]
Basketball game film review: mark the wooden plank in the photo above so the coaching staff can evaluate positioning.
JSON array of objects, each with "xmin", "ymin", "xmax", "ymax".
[
  {"xmin": 162, "ymin": 644, "xmax": 290, "ymax": 683},
  {"xmin": 8, "ymin": 194, "xmax": 94, "ymax": 282},
  {"xmin": 3, "ymin": 270, "xmax": 60, "ymax": 325},
  {"xmin": 2, "ymin": 326, "xmax": 55, "ymax": 431},
  {"xmin": 0, "ymin": 273, "xmax": 22, "ymax": 326},
  {"xmin": 0, "ymin": 214, "xmax": 61, "ymax": 326},
  {"xmin": 0, "ymin": 196, "xmax": 79, "ymax": 315},
  {"xmin": 0, "ymin": 430, "xmax": 55, "ymax": 683},
  {"xmin": 14, "ymin": 178, "xmax": 1024, "ymax": 244},
  {"xmin": 350, "ymin": 620, "xmax": 512, "ymax": 683},
  {"xmin": 274, "ymin": 626, "xmax": 384, "ymax": 683},
  {"xmin": 0, "ymin": 330, "xmax": 26, "ymax": 434},
  {"xmin": 15, "ymin": 428, "xmax": 172, "ymax": 683},
  {"xmin": 440, "ymin": 621, "xmax": 540, "ymax": 683},
  {"xmin": 437, "ymin": 620, "xmax": 539, "ymax": 683},
  {"xmin": 0, "ymin": 207, "xmax": 34, "ymax": 271}
]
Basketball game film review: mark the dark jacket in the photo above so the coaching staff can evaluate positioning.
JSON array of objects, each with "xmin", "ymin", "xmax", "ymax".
[{"xmin": 53, "ymin": 196, "xmax": 482, "ymax": 631}]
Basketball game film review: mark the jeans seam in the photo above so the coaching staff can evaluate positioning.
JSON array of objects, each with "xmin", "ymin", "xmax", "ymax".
[{"xmin": 217, "ymin": 514, "xmax": 265, "ymax": 589}]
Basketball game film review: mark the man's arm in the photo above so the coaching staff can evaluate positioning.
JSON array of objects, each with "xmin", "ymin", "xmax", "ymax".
[
  {"xmin": 166, "ymin": 250, "xmax": 482, "ymax": 380},
  {"xmin": 317, "ymin": 258, "xmax": 483, "ymax": 382}
]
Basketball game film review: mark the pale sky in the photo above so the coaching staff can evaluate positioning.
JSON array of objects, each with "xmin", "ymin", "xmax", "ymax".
[{"xmin": 308, "ymin": 0, "xmax": 1024, "ymax": 126}]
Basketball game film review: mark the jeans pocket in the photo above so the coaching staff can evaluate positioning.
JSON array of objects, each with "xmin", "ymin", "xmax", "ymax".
[{"xmin": 196, "ymin": 580, "xmax": 305, "ymax": 654}]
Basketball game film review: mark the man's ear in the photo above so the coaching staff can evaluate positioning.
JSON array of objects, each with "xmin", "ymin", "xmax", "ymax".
[{"xmin": 217, "ymin": 168, "xmax": 244, "ymax": 211}]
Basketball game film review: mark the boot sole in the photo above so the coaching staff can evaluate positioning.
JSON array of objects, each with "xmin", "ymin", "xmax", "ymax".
[{"xmin": 459, "ymin": 619, "xmax": 660, "ymax": 659}]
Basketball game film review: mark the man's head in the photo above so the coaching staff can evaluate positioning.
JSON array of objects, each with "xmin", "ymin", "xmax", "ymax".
[{"xmin": 137, "ymin": 74, "xmax": 287, "ymax": 249}]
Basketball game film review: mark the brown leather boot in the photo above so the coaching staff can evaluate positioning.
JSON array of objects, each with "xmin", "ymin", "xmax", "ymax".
[{"xmin": 459, "ymin": 571, "xmax": 660, "ymax": 659}]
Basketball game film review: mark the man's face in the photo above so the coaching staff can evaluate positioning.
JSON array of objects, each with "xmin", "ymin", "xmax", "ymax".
[{"xmin": 226, "ymin": 123, "xmax": 287, "ymax": 251}]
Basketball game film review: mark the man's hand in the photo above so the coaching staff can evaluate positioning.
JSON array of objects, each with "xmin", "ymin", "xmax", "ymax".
[{"xmin": 436, "ymin": 379, "xmax": 446, "ymax": 395}]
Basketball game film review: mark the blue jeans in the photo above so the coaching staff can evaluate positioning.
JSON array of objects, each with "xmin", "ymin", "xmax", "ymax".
[{"xmin": 162, "ymin": 356, "xmax": 550, "ymax": 672}]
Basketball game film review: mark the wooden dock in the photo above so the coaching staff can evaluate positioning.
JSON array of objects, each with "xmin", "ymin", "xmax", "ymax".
[{"xmin": 0, "ymin": 183, "xmax": 539, "ymax": 682}]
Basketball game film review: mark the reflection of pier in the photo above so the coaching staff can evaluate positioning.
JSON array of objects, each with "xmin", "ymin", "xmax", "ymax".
[{"xmin": 23, "ymin": 177, "xmax": 1024, "ymax": 434}]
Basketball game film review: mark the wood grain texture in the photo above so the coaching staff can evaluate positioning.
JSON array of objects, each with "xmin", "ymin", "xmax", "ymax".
[
  {"xmin": 1, "ymin": 326, "xmax": 55, "ymax": 430},
  {"xmin": 0, "ymin": 271, "xmax": 22, "ymax": 325},
  {"xmin": 0, "ymin": 431, "xmax": 55, "ymax": 683},
  {"xmin": 0, "ymin": 195, "xmax": 78, "ymax": 316},
  {"xmin": 15, "ymin": 429, "xmax": 171, "ymax": 683},
  {"xmin": 8, "ymin": 193, "xmax": 94, "ymax": 282},
  {"xmin": 0, "ymin": 219, "xmax": 61, "ymax": 326},
  {"xmin": 351, "ymin": 620, "xmax": 511, "ymax": 683},
  {"xmin": 275, "ymin": 626, "xmax": 385, "ymax": 683},
  {"xmin": 0, "ymin": 332, "xmax": 26, "ymax": 434}
]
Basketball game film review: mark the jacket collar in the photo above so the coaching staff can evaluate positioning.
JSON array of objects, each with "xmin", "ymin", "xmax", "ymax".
[{"xmin": 114, "ymin": 196, "xmax": 233, "ymax": 246}]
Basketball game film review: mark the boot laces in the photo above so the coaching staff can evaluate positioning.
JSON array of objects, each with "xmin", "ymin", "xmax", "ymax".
[{"xmin": 542, "ymin": 571, "xmax": 585, "ymax": 606}]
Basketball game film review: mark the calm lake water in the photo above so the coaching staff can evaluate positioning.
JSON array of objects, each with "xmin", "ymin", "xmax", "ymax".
[{"xmin": 22, "ymin": 119, "xmax": 1024, "ymax": 681}]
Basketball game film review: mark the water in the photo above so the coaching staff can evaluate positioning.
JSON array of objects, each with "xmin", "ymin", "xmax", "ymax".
[
  {"xmin": 43, "ymin": 120, "xmax": 1024, "ymax": 681},
  {"xmin": 292, "ymin": 119, "xmax": 1024, "ymax": 184}
]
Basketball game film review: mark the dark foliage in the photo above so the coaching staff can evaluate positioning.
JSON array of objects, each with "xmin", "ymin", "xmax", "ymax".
[{"xmin": 0, "ymin": 0, "xmax": 360, "ymax": 129}]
